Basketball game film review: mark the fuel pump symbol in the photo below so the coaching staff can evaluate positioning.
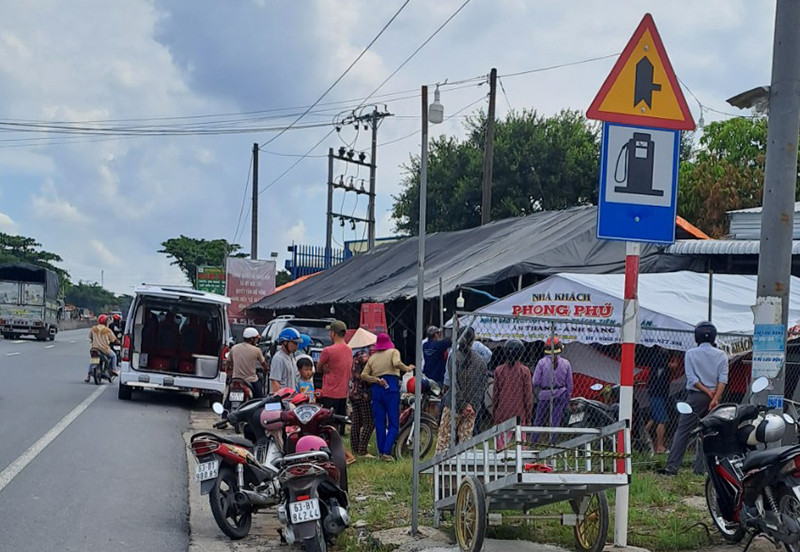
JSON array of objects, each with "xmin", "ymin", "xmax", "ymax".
[{"xmin": 614, "ymin": 132, "xmax": 663, "ymax": 196}]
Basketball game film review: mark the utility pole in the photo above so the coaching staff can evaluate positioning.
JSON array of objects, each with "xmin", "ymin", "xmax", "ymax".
[
  {"xmin": 368, "ymin": 107, "xmax": 378, "ymax": 249},
  {"xmin": 325, "ymin": 148, "xmax": 334, "ymax": 269},
  {"xmin": 481, "ymin": 68, "xmax": 497, "ymax": 226},
  {"xmin": 251, "ymin": 143, "xmax": 259, "ymax": 260},
  {"xmin": 755, "ymin": 0, "xmax": 800, "ymax": 409}
]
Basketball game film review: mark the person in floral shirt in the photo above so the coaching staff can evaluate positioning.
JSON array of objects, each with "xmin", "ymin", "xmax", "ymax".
[{"xmin": 349, "ymin": 348, "xmax": 375, "ymax": 457}]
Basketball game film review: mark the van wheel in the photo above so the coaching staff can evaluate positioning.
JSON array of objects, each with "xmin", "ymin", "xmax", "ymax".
[{"xmin": 118, "ymin": 382, "xmax": 133, "ymax": 401}]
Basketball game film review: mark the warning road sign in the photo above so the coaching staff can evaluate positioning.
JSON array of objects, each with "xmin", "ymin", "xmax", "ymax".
[{"xmin": 587, "ymin": 14, "xmax": 695, "ymax": 130}]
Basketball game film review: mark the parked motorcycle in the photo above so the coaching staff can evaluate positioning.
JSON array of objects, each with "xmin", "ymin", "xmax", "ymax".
[
  {"xmin": 275, "ymin": 403, "xmax": 351, "ymax": 552},
  {"xmin": 225, "ymin": 378, "xmax": 253, "ymax": 432},
  {"xmin": 393, "ymin": 376, "xmax": 440, "ymax": 459},
  {"xmin": 568, "ymin": 382, "xmax": 654, "ymax": 455},
  {"xmin": 686, "ymin": 377, "xmax": 800, "ymax": 552},
  {"xmin": 189, "ymin": 390, "xmax": 294, "ymax": 539},
  {"xmin": 89, "ymin": 348, "xmax": 115, "ymax": 385}
]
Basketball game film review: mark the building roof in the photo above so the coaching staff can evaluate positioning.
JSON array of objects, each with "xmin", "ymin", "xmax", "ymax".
[
  {"xmin": 249, "ymin": 206, "xmax": 698, "ymax": 311},
  {"xmin": 728, "ymin": 202, "xmax": 800, "ymax": 214}
]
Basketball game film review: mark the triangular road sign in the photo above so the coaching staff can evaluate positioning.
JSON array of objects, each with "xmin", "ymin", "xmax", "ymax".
[{"xmin": 587, "ymin": 14, "xmax": 695, "ymax": 130}]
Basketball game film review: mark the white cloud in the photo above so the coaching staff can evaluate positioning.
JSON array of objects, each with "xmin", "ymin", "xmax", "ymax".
[
  {"xmin": 284, "ymin": 220, "xmax": 306, "ymax": 244},
  {"xmin": 31, "ymin": 182, "xmax": 83, "ymax": 224},
  {"xmin": 90, "ymin": 239, "xmax": 122, "ymax": 267},
  {"xmin": 0, "ymin": 212, "xmax": 17, "ymax": 233}
]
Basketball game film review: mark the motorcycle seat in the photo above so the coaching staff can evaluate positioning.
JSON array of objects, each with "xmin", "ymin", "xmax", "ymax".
[
  {"xmin": 742, "ymin": 444, "xmax": 800, "ymax": 472},
  {"xmin": 192, "ymin": 431, "xmax": 253, "ymax": 449}
]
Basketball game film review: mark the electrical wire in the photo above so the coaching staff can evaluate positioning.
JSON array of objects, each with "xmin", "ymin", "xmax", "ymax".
[
  {"xmin": 498, "ymin": 77, "xmax": 513, "ymax": 112},
  {"xmin": 258, "ymin": 0, "xmax": 411, "ymax": 148},
  {"xmin": 232, "ymin": 152, "xmax": 254, "ymax": 244}
]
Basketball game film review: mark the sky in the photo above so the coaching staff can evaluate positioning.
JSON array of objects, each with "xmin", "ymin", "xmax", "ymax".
[{"xmin": 0, "ymin": 0, "xmax": 777, "ymax": 295}]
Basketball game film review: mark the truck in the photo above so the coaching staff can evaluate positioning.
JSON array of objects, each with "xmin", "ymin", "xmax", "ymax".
[{"xmin": 0, "ymin": 262, "xmax": 60, "ymax": 341}]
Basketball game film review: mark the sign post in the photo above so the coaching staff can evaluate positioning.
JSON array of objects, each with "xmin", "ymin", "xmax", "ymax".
[{"xmin": 587, "ymin": 13, "xmax": 695, "ymax": 546}]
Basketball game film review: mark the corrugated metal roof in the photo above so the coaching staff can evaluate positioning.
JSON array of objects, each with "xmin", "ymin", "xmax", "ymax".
[
  {"xmin": 728, "ymin": 202, "xmax": 800, "ymax": 214},
  {"xmin": 666, "ymin": 239, "xmax": 800, "ymax": 255}
]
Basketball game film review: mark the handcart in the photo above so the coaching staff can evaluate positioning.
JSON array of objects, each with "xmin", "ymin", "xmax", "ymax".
[{"xmin": 420, "ymin": 417, "xmax": 631, "ymax": 552}]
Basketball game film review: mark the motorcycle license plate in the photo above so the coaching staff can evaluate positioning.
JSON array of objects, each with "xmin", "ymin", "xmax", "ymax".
[
  {"xmin": 194, "ymin": 460, "xmax": 219, "ymax": 482},
  {"xmin": 289, "ymin": 498, "xmax": 321, "ymax": 524},
  {"xmin": 90, "ymin": 357, "xmax": 101, "ymax": 365},
  {"xmin": 569, "ymin": 412, "xmax": 585, "ymax": 425},
  {"xmin": 229, "ymin": 391, "xmax": 245, "ymax": 402}
]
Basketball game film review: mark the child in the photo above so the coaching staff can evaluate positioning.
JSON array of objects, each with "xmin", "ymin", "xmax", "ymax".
[{"xmin": 295, "ymin": 355, "xmax": 316, "ymax": 403}]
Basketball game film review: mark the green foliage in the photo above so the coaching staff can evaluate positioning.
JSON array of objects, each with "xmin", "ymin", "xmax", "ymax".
[
  {"xmin": 0, "ymin": 232, "xmax": 69, "ymax": 282},
  {"xmin": 158, "ymin": 235, "xmax": 246, "ymax": 288},
  {"xmin": 676, "ymin": 117, "xmax": 798, "ymax": 238},
  {"xmin": 391, "ymin": 109, "xmax": 600, "ymax": 234},
  {"xmin": 276, "ymin": 269, "xmax": 291, "ymax": 287},
  {"xmin": 63, "ymin": 282, "xmax": 130, "ymax": 315}
]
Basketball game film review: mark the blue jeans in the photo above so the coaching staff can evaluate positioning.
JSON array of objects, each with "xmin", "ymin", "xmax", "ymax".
[{"xmin": 371, "ymin": 375, "xmax": 400, "ymax": 456}]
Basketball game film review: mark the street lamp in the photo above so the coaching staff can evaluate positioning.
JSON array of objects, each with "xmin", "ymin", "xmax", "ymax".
[{"xmin": 411, "ymin": 84, "xmax": 443, "ymax": 536}]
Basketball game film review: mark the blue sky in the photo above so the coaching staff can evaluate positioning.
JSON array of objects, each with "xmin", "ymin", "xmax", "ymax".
[{"xmin": 0, "ymin": 0, "xmax": 775, "ymax": 294}]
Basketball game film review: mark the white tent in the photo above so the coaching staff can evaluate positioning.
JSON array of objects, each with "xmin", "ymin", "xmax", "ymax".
[{"xmin": 463, "ymin": 271, "xmax": 800, "ymax": 351}]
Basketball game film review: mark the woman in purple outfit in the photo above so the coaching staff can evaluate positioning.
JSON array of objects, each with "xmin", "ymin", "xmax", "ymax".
[{"xmin": 531, "ymin": 336, "xmax": 573, "ymax": 443}]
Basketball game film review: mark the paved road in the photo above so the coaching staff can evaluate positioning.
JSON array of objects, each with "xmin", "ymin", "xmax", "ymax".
[{"xmin": 0, "ymin": 329, "xmax": 196, "ymax": 551}]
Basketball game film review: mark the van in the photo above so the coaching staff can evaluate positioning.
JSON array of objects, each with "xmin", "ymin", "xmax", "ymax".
[{"xmin": 117, "ymin": 285, "xmax": 231, "ymax": 402}]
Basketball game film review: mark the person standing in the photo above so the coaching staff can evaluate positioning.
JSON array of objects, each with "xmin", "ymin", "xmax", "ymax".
[
  {"xmin": 531, "ymin": 336, "xmax": 573, "ymax": 443},
  {"xmin": 660, "ymin": 321, "xmax": 728, "ymax": 476},
  {"xmin": 350, "ymin": 348, "xmax": 375, "ymax": 458},
  {"xmin": 317, "ymin": 320, "xmax": 353, "ymax": 430},
  {"xmin": 493, "ymin": 339, "xmax": 532, "ymax": 449},
  {"xmin": 269, "ymin": 327, "xmax": 302, "ymax": 393},
  {"xmin": 230, "ymin": 327, "xmax": 269, "ymax": 399},
  {"xmin": 423, "ymin": 326, "xmax": 451, "ymax": 386},
  {"xmin": 361, "ymin": 333, "xmax": 414, "ymax": 461},
  {"xmin": 435, "ymin": 327, "xmax": 488, "ymax": 453},
  {"xmin": 645, "ymin": 346, "xmax": 671, "ymax": 454}
]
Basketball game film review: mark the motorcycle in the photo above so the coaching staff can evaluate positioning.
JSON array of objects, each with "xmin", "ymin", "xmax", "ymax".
[
  {"xmin": 686, "ymin": 377, "xmax": 800, "ymax": 552},
  {"xmin": 568, "ymin": 382, "xmax": 654, "ymax": 455},
  {"xmin": 225, "ymin": 378, "xmax": 254, "ymax": 433},
  {"xmin": 275, "ymin": 403, "xmax": 351, "ymax": 552},
  {"xmin": 393, "ymin": 376, "xmax": 440, "ymax": 459},
  {"xmin": 189, "ymin": 390, "xmax": 295, "ymax": 539},
  {"xmin": 89, "ymin": 348, "xmax": 115, "ymax": 385}
]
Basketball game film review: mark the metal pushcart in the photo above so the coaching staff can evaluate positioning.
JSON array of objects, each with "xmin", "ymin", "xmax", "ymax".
[{"xmin": 420, "ymin": 418, "xmax": 631, "ymax": 552}]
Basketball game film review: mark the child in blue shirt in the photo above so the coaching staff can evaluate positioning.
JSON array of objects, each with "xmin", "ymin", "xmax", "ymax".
[{"xmin": 295, "ymin": 355, "xmax": 316, "ymax": 403}]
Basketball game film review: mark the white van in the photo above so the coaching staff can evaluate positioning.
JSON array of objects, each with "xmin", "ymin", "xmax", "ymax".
[{"xmin": 117, "ymin": 285, "xmax": 231, "ymax": 402}]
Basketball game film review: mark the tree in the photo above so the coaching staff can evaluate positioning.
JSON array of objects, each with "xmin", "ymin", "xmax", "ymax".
[
  {"xmin": 64, "ymin": 281, "xmax": 123, "ymax": 315},
  {"xmin": 0, "ymin": 232, "xmax": 69, "ymax": 282},
  {"xmin": 674, "ymin": 117, "xmax": 797, "ymax": 237},
  {"xmin": 158, "ymin": 236, "xmax": 246, "ymax": 288},
  {"xmin": 276, "ymin": 269, "xmax": 291, "ymax": 287},
  {"xmin": 391, "ymin": 109, "xmax": 601, "ymax": 234}
]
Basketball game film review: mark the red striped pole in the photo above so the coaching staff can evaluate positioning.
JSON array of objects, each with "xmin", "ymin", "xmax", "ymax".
[{"xmin": 615, "ymin": 241, "xmax": 639, "ymax": 546}]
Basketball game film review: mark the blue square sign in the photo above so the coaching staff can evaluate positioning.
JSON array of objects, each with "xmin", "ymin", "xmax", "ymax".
[{"xmin": 597, "ymin": 122, "xmax": 681, "ymax": 244}]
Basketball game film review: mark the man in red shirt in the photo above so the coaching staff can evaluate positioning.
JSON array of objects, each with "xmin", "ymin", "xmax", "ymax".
[{"xmin": 318, "ymin": 320, "xmax": 352, "ymax": 426}]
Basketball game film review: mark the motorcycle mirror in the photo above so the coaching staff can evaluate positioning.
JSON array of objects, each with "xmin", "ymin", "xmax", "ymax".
[
  {"xmin": 212, "ymin": 402, "xmax": 224, "ymax": 415},
  {"xmin": 676, "ymin": 402, "xmax": 693, "ymax": 415},
  {"xmin": 590, "ymin": 383, "xmax": 604, "ymax": 392},
  {"xmin": 751, "ymin": 377, "xmax": 770, "ymax": 394},
  {"xmin": 784, "ymin": 413, "xmax": 796, "ymax": 425}
]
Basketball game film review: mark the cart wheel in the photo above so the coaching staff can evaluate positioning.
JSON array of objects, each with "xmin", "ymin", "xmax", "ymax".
[
  {"xmin": 455, "ymin": 475, "xmax": 486, "ymax": 552},
  {"xmin": 570, "ymin": 491, "xmax": 609, "ymax": 552}
]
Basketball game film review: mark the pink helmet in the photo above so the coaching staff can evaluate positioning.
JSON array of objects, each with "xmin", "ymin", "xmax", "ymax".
[
  {"xmin": 296, "ymin": 435, "xmax": 328, "ymax": 454},
  {"xmin": 260, "ymin": 409, "xmax": 283, "ymax": 431}
]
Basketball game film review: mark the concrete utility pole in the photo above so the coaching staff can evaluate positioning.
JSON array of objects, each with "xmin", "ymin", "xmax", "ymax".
[
  {"xmin": 368, "ymin": 107, "xmax": 379, "ymax": 249},
  {"xmin": 755, "ymin": 0, "xmax": 800, "ymax": 408},
  {"xmin": 481, "ymin": 68, "xmax": 497, "ymax": 225},
  {"xmin": 251, "ymin": 143, "xmax": 259, "ymax": 260},
  {"xmin": 325, "ymin": 148, "xmax": 334, "ymax": 268}
]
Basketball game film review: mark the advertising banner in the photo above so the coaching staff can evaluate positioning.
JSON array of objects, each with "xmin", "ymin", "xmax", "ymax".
[
  {"xmin": 196, "ymin": 266, "xmax": 226, "ymax": 295},
  {"xmin": 225, "ymin": 258, "xmax": 276, "ymax": 324}
]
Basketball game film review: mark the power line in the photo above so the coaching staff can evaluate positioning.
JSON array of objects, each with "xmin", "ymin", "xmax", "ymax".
[
  {"xmin": 498, "ymin": 76, "xmax": 513, "ymax": 112},
  {"xmin": 232, "ymin": 152, "xmax": 254, "ymax": 244},
  {"xmin": 258, "ymin": 0, "xmax": 411, "ymax": 148}
]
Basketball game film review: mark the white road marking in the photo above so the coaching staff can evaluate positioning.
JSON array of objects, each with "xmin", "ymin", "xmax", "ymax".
[
  {"xmin": 12, "ymin": 340, "xmax": 24, "ymax": 344},
  {"xmin": 0, "ymin": 386, "xmax": 106, "ymax": 494},
  {"xmin": 45, "ymin": 345, "xmax": 55, "ymax": 349},
  {"xmin": 69, "ymin": 341, "xmax": 76, "ymax": 344},
  {"xmin": 5, "ymin": 352, "xmax": 20, "ymax": 356}
]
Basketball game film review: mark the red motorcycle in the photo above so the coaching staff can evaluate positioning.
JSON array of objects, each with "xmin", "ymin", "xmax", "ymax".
[
  {"xmin": 393, "ymin": 376, "xmax": 440, "ymax": 459},
  {"xmin": 275, "ymin": 403, "xmax": 350, "ymax": 552},
  {"xmin": 225, "ymin": 378, "xmax": 253, "ymax": 432}
]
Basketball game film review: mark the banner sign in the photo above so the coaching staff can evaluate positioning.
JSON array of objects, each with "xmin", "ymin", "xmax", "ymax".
[
  {"xmin": 225, "ymin": 258, "xmax": 276, "ymax": 325},
  {"xmin": 196, "ymin": 266, "xmax": 226, "ymax": 295}
]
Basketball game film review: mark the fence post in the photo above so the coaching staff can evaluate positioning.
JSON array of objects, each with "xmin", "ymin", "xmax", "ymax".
[{"xmin": 451, "ymin": 315, "xmax": 460, "ymax": 448}]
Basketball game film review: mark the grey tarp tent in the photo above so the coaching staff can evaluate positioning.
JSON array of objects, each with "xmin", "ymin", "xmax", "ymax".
[{"xmin": 249, "ymin": 206, "xmax": 700, "ymax": 312}]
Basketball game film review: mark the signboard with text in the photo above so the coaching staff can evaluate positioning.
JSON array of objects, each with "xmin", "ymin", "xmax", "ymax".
[
  {"xmin": 225, "ymin": 258, "xmax": 276, "ymax": 325},
  {"xmin": 196, "ymin": 266, "xmax": 226, "ymax": 295}
]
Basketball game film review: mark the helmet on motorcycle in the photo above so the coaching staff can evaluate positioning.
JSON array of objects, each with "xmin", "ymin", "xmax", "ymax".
[
  {"xmin": 242, "ymin": 327, "xmax": 260, "ymax": 340},
  {"xmin": 406, "ymin": 376, "xmax": 432, "ymax": 395},
  {"xmin": 298, "ymin": 333, "xmax": 312, "ymax": 350},
  {"xmin": 98, "ymin": 314, "xmax": 108, "ymax": 325},
  {"xmin": 278, "ymin": 327, "xmax": 302, "ymax": 344},
  {"xmin": 260, "ymin": 408, "xmax": 283, "ymax": 431},
  {"xmin": 296, "ymin": 435, "xmax": 329, "ymax": 454},
  {"xmin": 503, "ymin": 339, "xmax": 525, "ymax": 363},
  {"xmin": 544, "ymin": 336, "xmax": 562, "ymax": 354},
  {"xmin": 112, "ymin": 314, "xmax": 121, "ymax": 321},
  {"xmin": 694, "ymin": 321, "xmax": 717, "ymax": 345},
  {"xmin": 746, "ymin": 413, "xmax": 786, "ymax": 446}
]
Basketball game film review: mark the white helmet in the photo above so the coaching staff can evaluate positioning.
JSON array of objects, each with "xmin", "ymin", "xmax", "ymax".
[
  {"xmin": 243, "ymin": 327, "xmax": 260, "ymax": 340},
  {"xmin": 746, "ymin": 413, "xmax": 786, "ymax": 446}
]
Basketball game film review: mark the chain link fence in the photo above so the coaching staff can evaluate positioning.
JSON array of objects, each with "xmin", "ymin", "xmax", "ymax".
[{"xmin": 431, "ymin": 312, "xmax": 752, "ymax": 464}]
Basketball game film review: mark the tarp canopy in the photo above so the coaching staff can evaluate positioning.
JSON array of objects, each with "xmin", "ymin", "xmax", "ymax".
[
  {"xmin": 0, "ymin": 262, "xmax": 60, "ymax": 299},
  {"xmin": 249, "ymin": 206, "xmax": 698, "ymax": 311},
  {"xmin": 462, "ymin": 271, "xmax": 800, "ymax": 351}
]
